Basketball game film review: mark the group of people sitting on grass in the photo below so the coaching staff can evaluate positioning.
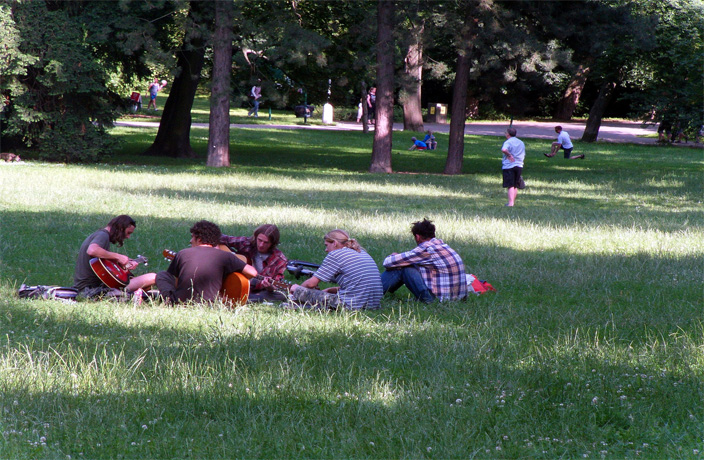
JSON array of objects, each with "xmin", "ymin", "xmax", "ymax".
[{"xmin": 72, "ymin": 215, "xmax": 468, "ymax": 310}]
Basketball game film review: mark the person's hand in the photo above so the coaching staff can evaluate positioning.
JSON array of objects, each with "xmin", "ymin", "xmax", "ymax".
[
  {"xmin": 259, "ymin": 277, "xmax": 273, "ymax": 290},
  {"xmin": 117, "ymin": 254, "xmax": 134, "ymax": 269},
  {"xmin": 290, "ymin": 284, "xmax": 300, "ymax": 293}
]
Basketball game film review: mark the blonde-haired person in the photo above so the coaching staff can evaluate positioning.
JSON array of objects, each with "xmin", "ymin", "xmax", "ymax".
[{"xmin": 288, "ymin": 229, "xmax": 383, "ymax": 310}]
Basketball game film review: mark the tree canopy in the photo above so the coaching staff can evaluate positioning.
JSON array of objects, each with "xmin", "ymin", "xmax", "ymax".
[{"xmin": 1, "ymin": 0, "xmax": 701, "ymax": 164}]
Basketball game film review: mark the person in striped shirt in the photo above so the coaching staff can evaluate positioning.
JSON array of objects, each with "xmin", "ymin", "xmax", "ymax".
[
  {"xmin": 381, "ymin": 218, "xmax": 467, "ymax": 302},
  {"xmin": 288, "ymin": 229, "xmax": 383, "ymax": 310}
]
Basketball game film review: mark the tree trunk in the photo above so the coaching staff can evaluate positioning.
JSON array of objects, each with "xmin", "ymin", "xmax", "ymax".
[
  {"xmin": 369, "ymin": 0, "xmax": 394, "ymax": 173},
  {"xmin": 581, "ymin": 80, "xmax": 617, "ymax": 142},
  {"xmin": 554, "ymin": 64, "xmax": 590, "ymax": 121},
  {"xmin": 206, "ymin": 0, "xmax": 233, "ymax": 167},
  {"xmin": 444, "ymin": 19, "xmax": 474, "ymax": 175},
  {"xmin": 143, "ymin": 5, "xmax": 207, "ymax": 158},
  {"xmin": 401, "ymin": 21, "xmax": 424, "ymax": 132}
]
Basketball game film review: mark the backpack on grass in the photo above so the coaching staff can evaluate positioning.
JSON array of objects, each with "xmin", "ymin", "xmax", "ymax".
[
  {"xmin": 18, "ymin": 284, "xmax": 78, "ymax": 302},
  {"xmin": 466, "ymin": 274, "xmax": 496, "ymax": 295}
]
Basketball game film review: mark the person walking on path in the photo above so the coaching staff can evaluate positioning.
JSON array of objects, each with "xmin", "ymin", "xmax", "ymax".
[
  {"xmin": 546, "ymin": 126, "xmax": 584, "ymax": 159},
  {"xmin": 501, "ymin": 127, "xmax": 525, "ymax": 207},
  {"xmin": 248, "ymin": 80, "xmax": 262, "ymax": 117},
  {"xmin": 147, "ymin": 78, "xmax": 167, "ymax": 111}
]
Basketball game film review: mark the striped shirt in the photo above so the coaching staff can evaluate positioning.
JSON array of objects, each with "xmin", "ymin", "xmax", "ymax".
[
  {"xmin": 314, "ymin": 247, "xmax": 383, "ymax": 310},
  {"xmin": 383, "ymin": 238, "xmax": 467, "ymax": 301}
]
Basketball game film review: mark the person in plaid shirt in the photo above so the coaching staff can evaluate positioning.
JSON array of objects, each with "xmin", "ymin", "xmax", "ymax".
[
  {"xmin": 381, "ymin": 218, "xmax": 467, "ymax": 302},
  {"xmin": 220, "ymin": 224, "xmax": 288, "ymax": 302}
]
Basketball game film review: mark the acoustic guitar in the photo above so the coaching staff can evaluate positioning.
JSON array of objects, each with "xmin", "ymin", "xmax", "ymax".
[
  {"xmin": 162, "ymin": 248, "xmax": 291, "ymax": 305},
  {"xmin": 89, "ymin": 255, "xmax": 148, "ymax": 289},
  {"xmin": 215, "ymin": 245, "xmax": 294, "ymax": 292}
]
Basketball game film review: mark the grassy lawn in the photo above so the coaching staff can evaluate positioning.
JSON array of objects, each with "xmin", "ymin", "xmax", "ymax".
[{"xmin": 0, "ymin": 126, "xmax": 702, "ymax": 458}]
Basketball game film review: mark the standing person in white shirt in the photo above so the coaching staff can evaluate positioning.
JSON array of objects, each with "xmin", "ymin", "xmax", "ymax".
[
  {"xmin": 501, "ymin": 127, "xmax": 526, "ymax": 207},
  {"xmin": 247, "ymin": 80, "xmax": 262, "ymax": 117},
  {"xmin": 547, "ymin": 125, "xmax": 584, "ymax": 159}
]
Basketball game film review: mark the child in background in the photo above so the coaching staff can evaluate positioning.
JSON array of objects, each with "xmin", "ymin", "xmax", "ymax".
[{"xmin": 423, "ymin": 131, "xmax": 437, "ymax": 150}]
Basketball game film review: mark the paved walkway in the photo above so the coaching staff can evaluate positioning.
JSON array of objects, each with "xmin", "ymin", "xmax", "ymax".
[{"xmin": 116, "ymin": 119, "xmax": 701, "ymax": 147}]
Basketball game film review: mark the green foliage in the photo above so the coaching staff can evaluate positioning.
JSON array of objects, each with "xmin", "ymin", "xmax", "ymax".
[
  {"xmin": 1, "ymin": 1, "xmax": 120, "ymax": 162},
  {"xmin": 623, "ymin": 0, "xmax": 704, "ymax": 135}
]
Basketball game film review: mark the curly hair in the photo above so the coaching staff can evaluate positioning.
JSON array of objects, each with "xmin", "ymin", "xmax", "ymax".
[
  {"xmin": 253, "ymin": 224, "xmax": 280, "ymax": 248},
  {"xmin": 410, "ymin": 218, "xmax": 435, "ymax": 240},
  {"xmin": 190, "ymin": 220, "xmax": 222, "ymax": 246},
  {"xmin": 324, "ymin": 229, "xmax": 364, "ymax": 253},
  {"xmin": 107, "ymin": 215, "xmax": 136, "ymax": 246}
]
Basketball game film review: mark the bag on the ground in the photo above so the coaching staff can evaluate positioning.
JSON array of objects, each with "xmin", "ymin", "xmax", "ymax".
[
  {"xmin": 466, "ymin": 274, "xmax": 496, "ymax": 295},
  {"xmin": 518, "ymin": 176, "xmax": 526, "ymax": 189},
  {"xmin": 18, "ymin": 284, "xmax": 78, "ymax": 302}
]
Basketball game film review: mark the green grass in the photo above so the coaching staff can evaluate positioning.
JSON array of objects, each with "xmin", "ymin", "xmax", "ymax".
[{"xmin": 0, "ymin": 126, "xmax": 702, "ymax": 458}]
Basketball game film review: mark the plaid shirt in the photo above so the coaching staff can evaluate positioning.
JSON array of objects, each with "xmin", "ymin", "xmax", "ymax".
[
  {"xmin": 220, "ymin": 235, "xmax": 288, "ymax": 290},
  {"xmin": 383, "ymin": 238, "xmax": 467, "ymax": 301}
]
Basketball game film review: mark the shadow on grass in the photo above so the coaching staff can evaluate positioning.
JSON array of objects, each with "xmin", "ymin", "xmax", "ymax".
[{"xmin": 0, "ymin": 292, "xmax": 702, "ymax": 457}]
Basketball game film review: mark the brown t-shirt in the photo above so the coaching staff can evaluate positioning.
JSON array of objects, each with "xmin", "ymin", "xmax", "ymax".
[{"xmin": 167, "ymin": 246, "xmax": 246, "ymax": 302}]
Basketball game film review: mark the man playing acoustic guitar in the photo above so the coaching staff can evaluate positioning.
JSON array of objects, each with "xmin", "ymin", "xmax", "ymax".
[
  {"xmin": 220, "ymin": 224, "xmax": 288, "ymax": 303},
  {"xmin": 157, "ymin": 220, "xmax": 257, "ymax": 304},
  {"xmin": 73, "ymin": 215, "xmax": 157, "ymax": 299}
]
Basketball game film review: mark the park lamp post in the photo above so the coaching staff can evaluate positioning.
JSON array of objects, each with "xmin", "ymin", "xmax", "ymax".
[{"xmin": 322, "ymin": 78, "xmax": 333, "ymax": 124}]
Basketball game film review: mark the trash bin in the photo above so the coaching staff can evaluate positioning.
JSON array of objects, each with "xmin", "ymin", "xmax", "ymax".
[
  {"xmin": 130, "ymin": 92, "xmax": 142, "ymax": 111},
  {"xmin": 427, "ymin": 103, "xmax": 447, "ymax": 124}
]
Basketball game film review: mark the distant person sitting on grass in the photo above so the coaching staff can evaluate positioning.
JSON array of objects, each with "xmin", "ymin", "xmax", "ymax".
[
  {"xmin": 409, "ymin": 137, "xmax": 428, "ymax": 150},
  {"xmin": 546, "ymin": 126, "xmax": 584, "ymax": 159},
  {"xmin": 423, "ymin": 131, "xmax": 437, "ymax": 150}
]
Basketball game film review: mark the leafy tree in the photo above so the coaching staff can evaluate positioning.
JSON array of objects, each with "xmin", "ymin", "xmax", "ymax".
[
  {"xmin": 1, "ymin": 1, "xmax": 119, "ymax": 162},
  {"xmin": 1, "ymin": 0, "xmax": 182, "ymax": 161},
  {"xmin": 144, "ymin": 1, "xmax": 210, "ymax": 158},
  {"xmin": 623, "ymin": 0, "xmax": 704, "ymax": 138}
]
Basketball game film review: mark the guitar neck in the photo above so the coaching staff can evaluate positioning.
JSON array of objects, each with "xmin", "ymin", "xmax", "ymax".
[{"xmin": 254, "ymin": 274, "xmax": 291, "ymax": 291}]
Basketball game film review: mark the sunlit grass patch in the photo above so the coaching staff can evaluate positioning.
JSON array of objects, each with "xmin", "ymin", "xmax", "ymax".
[{"xmin": 0, "ymin": 128, "xmax": 702, "ymax": 458}]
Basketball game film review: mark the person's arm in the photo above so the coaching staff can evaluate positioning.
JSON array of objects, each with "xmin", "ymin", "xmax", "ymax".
[
  {"xmin": 86, "ymin": 243, "xmax": 132, "ymax": 268},
  {"xmin": 241, "ymin": 264, "xmax": 257, "ymax": 279},
  {"xmin": 502, "ymin": 146, "xmax": 514, "ymax": 161},
  {"xmin": 383, "ymin": 246, "xmax": 428, "ymax": 268},
  {"xmin": 256, "ymin": 252, "xmax": 288, "ymax": 290},
  {"xmin": 291, "ymin": 276, "xmax": 320, "ymax": 292}
]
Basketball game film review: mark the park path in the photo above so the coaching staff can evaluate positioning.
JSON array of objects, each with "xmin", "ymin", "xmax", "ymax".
[{"xmin": 116, "ymin": 118, "xmax": 701, "ymax": 146}]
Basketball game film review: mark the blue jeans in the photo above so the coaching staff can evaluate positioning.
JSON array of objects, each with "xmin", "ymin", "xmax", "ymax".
[{"xmin": 381, "ymin": 266, "xmax": 435, "ymax": 303}]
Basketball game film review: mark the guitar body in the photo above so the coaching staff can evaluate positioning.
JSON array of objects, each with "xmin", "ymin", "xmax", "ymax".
[
  {"xmin": 221, "ymin": 272, "xmax": 250, "ymax": 305},
  {"xmin": 89, "ymin": 258, "xmax": 130, "ymax": 288},
  {"xmin": 90, "ymin": 255, "xmax": 149, "ymax": 289},
  {"xmin": 217, "ymin": 246, "xmax": 249, "ymax": 305}
]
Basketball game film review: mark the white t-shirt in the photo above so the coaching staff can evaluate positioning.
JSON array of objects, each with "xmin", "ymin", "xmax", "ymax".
[
  {"xmin": 557, "ymin": 131, "xmax": 573, "ymax": 149},
  {"xmin": 501, "ymin": 136, "xmax": 526, "ymax": 169}
]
